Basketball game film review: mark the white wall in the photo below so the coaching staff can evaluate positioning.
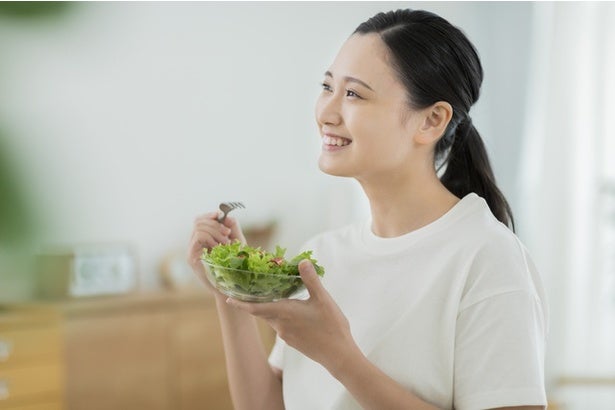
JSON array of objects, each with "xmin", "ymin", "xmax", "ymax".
[{"xmin": 0, "ymin": 2, "xmax": 533, "ymax": 293}]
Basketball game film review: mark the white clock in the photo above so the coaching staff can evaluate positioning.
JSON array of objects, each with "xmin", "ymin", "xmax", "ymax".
[
  {"xmin": 37, "ymin": 244, "xmax": 138, "ymax": 299},
  {"xmin": 70, "ymin": 246, "xmax": 137, "ymax": 297}
]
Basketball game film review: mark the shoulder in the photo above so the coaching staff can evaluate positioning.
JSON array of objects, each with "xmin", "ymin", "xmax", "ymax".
[
  {"xmin": 456, "ymin": 195, "xmax": 545, "ymax": 309},
  {"xmin": 455, "ymin": 193, "xmax": 528, "ymax": 261}
]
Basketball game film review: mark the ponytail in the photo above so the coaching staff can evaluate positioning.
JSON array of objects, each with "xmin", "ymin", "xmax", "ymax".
[{"xmin": 440, "ymin": 118, "xmax": 515, "ymax": 231}]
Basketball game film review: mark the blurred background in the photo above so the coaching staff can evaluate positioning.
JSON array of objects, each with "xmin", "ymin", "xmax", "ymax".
[{"xmin": 0, "ymin": 2, "xmax": 613, "ymax": 409}]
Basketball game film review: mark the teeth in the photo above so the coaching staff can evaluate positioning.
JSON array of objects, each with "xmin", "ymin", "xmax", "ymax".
[{"xmin": 324, "ymin": 136, "xmax": 350, "ymax": 146}]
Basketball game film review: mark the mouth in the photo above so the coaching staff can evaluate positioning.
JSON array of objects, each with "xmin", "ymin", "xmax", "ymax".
[{"xmin": 322, "ymin": 134, "xmax": 352, "ymax": 147}]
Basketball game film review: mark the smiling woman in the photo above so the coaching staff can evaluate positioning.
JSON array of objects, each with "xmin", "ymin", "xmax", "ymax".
[{"xmin": 188, "ymin": 8, "xmax": 547, "ymax": 410}]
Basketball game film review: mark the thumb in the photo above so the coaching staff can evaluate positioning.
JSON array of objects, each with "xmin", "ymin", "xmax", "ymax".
[{"xmin": 298, "ymin": 259, "xmax": 324, "ymax": 299}]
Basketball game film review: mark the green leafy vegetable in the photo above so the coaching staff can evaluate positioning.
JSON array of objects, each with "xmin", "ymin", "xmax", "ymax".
[{"xmin": 201, "ymin": 241, "xmax": 325, "ymax": 301}]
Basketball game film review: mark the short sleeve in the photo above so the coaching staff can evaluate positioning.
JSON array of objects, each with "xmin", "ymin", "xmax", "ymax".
[
  {"xmin": 454, "ymin": 290, "xmax": 548, "ymax": 410},
  {"xmin": 268, "ymin": 334, "xmax": 286, "ymax": 370}
]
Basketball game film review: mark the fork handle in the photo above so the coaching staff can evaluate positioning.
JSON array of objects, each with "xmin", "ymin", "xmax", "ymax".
[{"xmin": 217, "ymin": 213, "xmax": 227, "ymax": 223}]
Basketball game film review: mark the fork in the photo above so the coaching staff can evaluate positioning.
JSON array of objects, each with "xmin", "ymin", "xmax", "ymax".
[{"xmin": 217, "ymin": 202, "xmax": 245, "ymax": 223}]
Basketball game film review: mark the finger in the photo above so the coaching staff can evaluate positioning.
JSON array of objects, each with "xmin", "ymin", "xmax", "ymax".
[
  {"xmin": 223, "ymin": 216, "xmax": 247, "ymax": 243},
  {"xmin": 194, "ymin": 211, "xmax": 220, "ymax": 224},
  {"xmin": 195, "ymin": 218, "xmax": 232, "ymax": 232},
  {"xmin": 194, "ymin": 214, "xmax": 236, "ymax": 244},
  {"xmin": 193, "ymin": 231, "xmax": 223, "ymax": 251},
  {"xmin": 194, "ymin": 221, "xmax": 231, "ymax": 244},
  {"xmin": 195, "ymin": 217, "xmax": 232, "ymax": 236},
  {"xmin": 298, "ymin": 260, "xmax": 324, "ymax": 300}
]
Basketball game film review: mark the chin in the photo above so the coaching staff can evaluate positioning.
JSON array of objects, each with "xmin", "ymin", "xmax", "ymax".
[{"xmin": 318, "ymin": 158, "xmax": 353, "ymax": 177}]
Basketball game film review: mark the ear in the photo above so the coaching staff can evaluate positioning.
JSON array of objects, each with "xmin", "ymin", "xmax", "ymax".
[{"xmin": 415, "ymin": 101, "xmax": 453, "ymax": 145}]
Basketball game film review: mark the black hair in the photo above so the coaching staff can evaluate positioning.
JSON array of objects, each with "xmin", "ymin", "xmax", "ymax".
[{"xmin": 354, "ymin": 9, "xmax": 515, "ymax": 230}]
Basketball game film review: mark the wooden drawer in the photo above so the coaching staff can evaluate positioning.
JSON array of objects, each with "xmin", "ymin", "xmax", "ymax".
[
  {"xmin": 0, "ymin": 326, "xmax": 62, "ymax": 368},
  {"xmin": 0, "ymin": 400, "xmax": 64, "ymax": 410},
  {"xmin": 0, "ymin": 362, "xmax": 64, "ymax": 407},
  {"xmin": 65, "ymin": 311, "xmax": 171, "ymax": 410}
]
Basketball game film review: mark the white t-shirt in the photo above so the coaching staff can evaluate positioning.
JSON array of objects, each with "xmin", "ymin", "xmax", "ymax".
[{"xmin": 268, "ymin": 193, "xmax": 548, "ymax": 410}]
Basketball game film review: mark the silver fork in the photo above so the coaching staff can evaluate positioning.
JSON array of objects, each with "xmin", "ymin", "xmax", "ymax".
[{"xmin": 217, "ymin": 201, "xmax": 245, "ymax": 223}]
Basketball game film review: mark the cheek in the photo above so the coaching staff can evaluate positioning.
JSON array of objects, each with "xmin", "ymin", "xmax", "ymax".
[
  {"xmin": 354, "ymin": 113, "xmax": 404, "ymax": 151},
  {"xmin": 355, "ymin": 119, "xmax": 410, "ymax": 166},
  {"xmin": 363, "ymin": 136, "xmax": 406, "ymax": 162}
]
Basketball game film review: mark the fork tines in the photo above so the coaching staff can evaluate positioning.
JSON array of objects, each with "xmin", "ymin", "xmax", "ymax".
[{"xmin": 221, "ymin": 201, "xmax": 245, "ymax": 209}]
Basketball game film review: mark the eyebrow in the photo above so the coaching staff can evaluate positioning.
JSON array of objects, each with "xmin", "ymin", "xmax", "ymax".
[{"xmin": 324, "ymin": 71, "xmax": 374, "ymax": 92}]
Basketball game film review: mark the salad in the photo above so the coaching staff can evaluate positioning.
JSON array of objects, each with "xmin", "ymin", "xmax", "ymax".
[{"xmin": 201, "ymin": 241, "xmax": 325, "ymax": 301}]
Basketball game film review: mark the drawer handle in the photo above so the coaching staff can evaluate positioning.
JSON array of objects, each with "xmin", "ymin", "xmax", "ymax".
[
  {"xmin": 0, "ymin": 340, "xmax": 12, "ymax": 362},
  {"xmin": 0, "ymin": 379, "xmax": 8, "ymax": 400}
]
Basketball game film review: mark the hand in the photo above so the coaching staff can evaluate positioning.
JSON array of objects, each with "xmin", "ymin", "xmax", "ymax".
[
  {"xmin": 226, "ymin": 260, "xmax": 357, "ymax": 374},
  {"xmin": 187, "ymin": 211, "xmax": 247, "ymax": 297}
]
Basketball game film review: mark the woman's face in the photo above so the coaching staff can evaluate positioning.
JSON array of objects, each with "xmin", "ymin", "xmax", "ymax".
[{"xmin": 315, "ymin": 33, "xmax": 422, "ymax": 181}]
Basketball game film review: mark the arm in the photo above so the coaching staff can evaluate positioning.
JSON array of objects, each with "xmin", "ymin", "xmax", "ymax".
[
  {"xmin": 215, "ymin": 298, "xmax": 284, "ymax": 410},
  {"xmin": 328, "ymin": 343, "xmax": 439, "ymax": 410},
  {"xmin": 328, "ymin": 352, "xmax": 545, "ymax": 410},
  {"xmin": 188, "ymin": 213, "xmax": 283, "ymax": 410}
]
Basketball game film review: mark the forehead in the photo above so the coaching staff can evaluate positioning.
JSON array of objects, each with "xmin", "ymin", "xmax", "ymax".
[{"xmin": 327, "ymin": 33, "xmax": 401, "ymax": 91}]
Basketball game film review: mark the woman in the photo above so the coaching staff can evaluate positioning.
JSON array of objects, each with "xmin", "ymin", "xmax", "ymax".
[{"xmin": 188, "ymin": 9, "xmax": 548, "ymax": 410}]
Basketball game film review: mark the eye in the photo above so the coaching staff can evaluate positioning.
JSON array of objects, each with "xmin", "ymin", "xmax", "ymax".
[
  {"xmin": 320, "ymin": 82, "xmax": 333, "ymax": 92},
  {"xmin": 346, "ymin": 89, "xmax": 362, "ymax": 99}
]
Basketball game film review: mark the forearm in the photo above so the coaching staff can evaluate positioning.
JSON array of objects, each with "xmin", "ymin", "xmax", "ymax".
[
  {"xmin": 328, "ymin": 344, "xmax": 440, "ymax": 410},
  {"xmin": 215, "ymin": 297, "xmax": 283, "ymax": 410}
]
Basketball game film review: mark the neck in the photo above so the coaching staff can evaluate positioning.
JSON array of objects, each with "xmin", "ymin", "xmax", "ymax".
[{"xmin": 357, "ymin": 169, "xmax": 459, "ymax": 238}]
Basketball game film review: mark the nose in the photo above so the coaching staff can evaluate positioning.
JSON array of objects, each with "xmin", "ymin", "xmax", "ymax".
[{"xmin": 315, "ymin": 92, "xmax": 342, "ymax": 127}]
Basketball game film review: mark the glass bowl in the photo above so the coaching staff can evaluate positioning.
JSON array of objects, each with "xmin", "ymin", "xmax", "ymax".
[{"xmin": 199, "ymin": 260, "xmax": 305, "ymax": 302}]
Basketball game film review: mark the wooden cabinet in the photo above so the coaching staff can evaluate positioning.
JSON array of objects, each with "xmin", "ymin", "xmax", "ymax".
[
  {"xmin": 60, "ymin": 291, "xmax": 241, "ymax": 410},
  {"xmin": 1, "ymin": 290, "xmax": 274, "ymax": 410},
  {"xmin": 0, "ymin": 307, "xmax": 65, "ymax": 410}
]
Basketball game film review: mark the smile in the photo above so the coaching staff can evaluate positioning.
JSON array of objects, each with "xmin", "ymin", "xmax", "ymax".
[{"xmin": 323, "ymin": 135, "xmax": 352, "ymax": 147}]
